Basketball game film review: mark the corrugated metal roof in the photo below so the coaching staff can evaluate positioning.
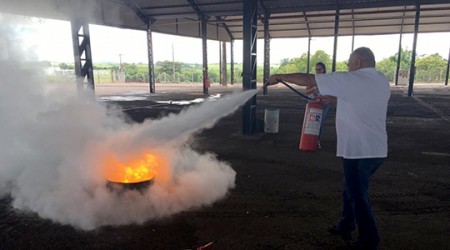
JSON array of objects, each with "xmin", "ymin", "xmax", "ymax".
[{"xmin": 0, "ymin": 0, "xmax": 449, "ymax": 41}]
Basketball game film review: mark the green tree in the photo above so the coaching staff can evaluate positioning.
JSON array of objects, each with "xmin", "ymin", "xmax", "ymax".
[
  {"xmin": 377, "ymin": 58, "xmax": 397, "ymax": 81},
  {"xmin": 292, "ymin": 55, "xmax": 309, "ymax": 73},
  {"xmin": 335, "ymin": 61, "xmax": 348, "ymax": 72},
  {"xmin": 276, "ymin": 63, "xmax": 300, "ymax": 74},
  {"xmin": 389, "ymin": 48, "xmax": 411, "ymax": 72},
  {"xmin": 275, "ymin": 50, "xmax": 333, "ymax": 74},
  {"xmin": 208, "ymin": 68, "xmax": 219, "ymax": 83},
  {"xmin": 415, "ymin": 54, "xmax": 447, "ymax": 82},
  {"xmin": 230, "ymin": 64, "xmax": 243, "ymax": 83},
  {"xmin": 123, "ymin": 63, "xmax": 148, "ymax": 82},
  {"xmin": 279, "ymin": 58, "xmax": 291, "ymax": 67},
  {"xmin": 156, "ymin": 60, "xmax": 183, "ymax": 79},
  {"xmin": 274, "ymin": 57, "xmax": 302, "ymax": 73},
  {"xmin": 59, "ymin": 63, "xmax": 69, "ymax": 70}
]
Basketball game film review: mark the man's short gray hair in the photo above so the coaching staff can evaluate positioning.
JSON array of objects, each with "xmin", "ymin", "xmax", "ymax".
[{"xmin": 353, "ymin": 47, "xmax": 376, "ymax": 67}]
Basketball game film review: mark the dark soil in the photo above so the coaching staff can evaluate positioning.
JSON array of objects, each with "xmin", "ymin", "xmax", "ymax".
[{"xmin": 1, "ymin": 84, "xmax": 449, "ymax": 250}]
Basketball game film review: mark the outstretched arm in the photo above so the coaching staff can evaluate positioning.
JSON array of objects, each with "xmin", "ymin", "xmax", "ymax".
[{"xmin": 267, "ymin": 73, "xmax": 318, "ymax": 94}]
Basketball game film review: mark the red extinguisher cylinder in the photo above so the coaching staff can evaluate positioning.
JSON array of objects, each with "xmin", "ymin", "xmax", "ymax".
[{"xmin": 299, "ymin": 102, "xmax": 324, "ymax": 152}]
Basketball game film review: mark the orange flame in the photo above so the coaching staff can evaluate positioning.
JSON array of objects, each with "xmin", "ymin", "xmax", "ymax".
[{"xmin": 103, "ymin": 152, "xmax": 164, "ymax": 184}]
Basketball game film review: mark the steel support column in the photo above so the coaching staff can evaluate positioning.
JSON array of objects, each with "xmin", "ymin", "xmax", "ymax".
[
  {"xmin": 307, "ymin": 37, "xmax": 311, "ymax": 73},
  {"xmin": 303, "ymin": 11, "xmax": 312, "ymax": 73},
  {"xmin": 395, "ymin": 7, "xmax": 407, "ymax": 86},
  {"xmin": 187, "ymin": 0, "xmax": 209, "ymax": 93},
  {"xmin": 216, "ymin": 16, "xmax": 234, "ymax": 86},
  {"xmin": 231, "ymin": 39, "xmax": 235, "ymax": 85},
  {"xmin": 147, "ymin": 21, "xmax": 156, "ymax": 93},
  {"xmin": 242, "ymin": 0, "xmax": 258, "ymax": 135},
  {"xmin": 201, "ymin": 17, "xmax": 209, "ymax": 94},
  {"xmin": 445, "ymin": 47, "xmax": 449, "ymax": 86},
  {"xmin": 71, "ymin": 20, "xmax": 94, "ymax": 93},
  {"xmin": 408, "ymin": 4, "xmax": 420, "ymax": 96},
  {"xmin": 332, "ymin": 8, "xmax": 340, "ymax": 72},
  {"xmin": 218, "ymin": 24, "xmax": 222, "ymax": 85},
  {"xmin": 395, "ymin": 33, "xmax": 403, "ymax": 86},
  {"xmin": 263, "ymin": 14, "xmax": 270, "ymax": 95},
  {"xmin": 221, "ymin": 41, "xmax": 227, "ymax": 86},
  {"xmin": 351, "ymin": 35, "xmax": 355, "ymax": 51}
]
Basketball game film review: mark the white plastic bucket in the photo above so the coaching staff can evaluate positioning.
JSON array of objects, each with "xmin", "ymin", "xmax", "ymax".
[{"xmin": 264, "ymin": 108, "xmax": 279, "ymax": 133}]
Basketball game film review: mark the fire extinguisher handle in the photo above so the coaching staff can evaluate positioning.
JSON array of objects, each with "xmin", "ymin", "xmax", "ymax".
[{"xmin": 313, "ymin": 96, "xmax": 331, "ymax": 104}]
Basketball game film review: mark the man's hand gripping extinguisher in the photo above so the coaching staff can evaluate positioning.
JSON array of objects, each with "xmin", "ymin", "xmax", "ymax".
[{"xmin": 271, "ymin": 80, "xmax": 324, "ymax": 152}]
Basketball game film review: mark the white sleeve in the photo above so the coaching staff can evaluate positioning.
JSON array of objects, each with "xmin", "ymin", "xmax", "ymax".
[{"xmin": 315, "ymin": 72, "xmax": 353, "ymax": 99}]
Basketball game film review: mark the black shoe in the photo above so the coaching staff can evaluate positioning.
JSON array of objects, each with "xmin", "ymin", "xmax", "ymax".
[{"xmin": 328, "ymin": 225, "xmax": 352, "ymax": 242}]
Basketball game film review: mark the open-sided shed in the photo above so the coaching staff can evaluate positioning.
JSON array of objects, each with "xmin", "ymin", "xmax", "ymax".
[
  {"xmin": 1, "ymin": 0, "xmax": 449, "ymax": 133},
  {"xmin": 2, "ymin": 0, "xmax": 450, "ymax": 39}
]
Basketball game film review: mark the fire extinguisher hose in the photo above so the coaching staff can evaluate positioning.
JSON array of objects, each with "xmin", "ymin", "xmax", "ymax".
[{"xmin": 272, "ymin": 79, "xmax": 315, "ymax": 100}]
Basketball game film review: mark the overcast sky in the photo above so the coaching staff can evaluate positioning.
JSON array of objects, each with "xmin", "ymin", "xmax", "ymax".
[{"xmin": 19, "ymin": 18, "xmax": 450, "ymax": 65}]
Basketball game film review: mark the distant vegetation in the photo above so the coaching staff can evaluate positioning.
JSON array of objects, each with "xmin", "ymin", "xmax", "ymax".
[
  {"xmin": 273, "ymin": 49, "xmax": 448, "ymax": 83},
  {"xmin": 44, "ymin": 48, "xmax": 448, "ymax": 84}
]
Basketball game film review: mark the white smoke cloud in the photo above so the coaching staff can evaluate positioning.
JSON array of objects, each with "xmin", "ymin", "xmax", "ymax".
[{"xmin": 0, "ymin": 15, "xmax": 258, "ymax": 230}]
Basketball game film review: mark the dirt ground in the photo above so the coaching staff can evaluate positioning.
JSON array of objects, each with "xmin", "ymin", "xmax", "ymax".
[{"xmin": 1, "ymin": 82, "xmax": 449, "ymax": 250}]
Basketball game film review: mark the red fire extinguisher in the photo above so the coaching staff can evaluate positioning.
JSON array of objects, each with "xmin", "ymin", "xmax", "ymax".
[
  {"xmin": 299, "ymin": 101, "xmax": 324, "ymax": 152},
  {"xmin": 267, "ymin": 79, "xmax": 325, "ymax": 152}
]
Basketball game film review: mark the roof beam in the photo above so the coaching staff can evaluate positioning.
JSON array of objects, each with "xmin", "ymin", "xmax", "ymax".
[
  {"xmin": 267, "ymin": 6, "xmax": 450, "ymax": 21},
  {"xmin": 250, "ymin": 21, "xmax": 450, "ymax": 33},
  {"xmin": 351, "ymin": 9, "xmax": 355, "ymax": 37},
  {"xmin": 264, "ymin": 0, "xmax": 450, "ymax": 13},
  {"xmin": 186, "ymin": 0, "xmax": 207, "ymax": 19},
  {"xmin": 223, "ymin": 12, "xmax": 450, "ymax": 28},
  {"xmin": 258, "ymin": 0, "xmax": 271, "ymax": 38},
  {"xmin": 400, "ymin": 5, "xmax": 408, "ymax": 33},
  {"xmin": 143, "ymin": 1, "xmax": 449, "ymax": 18},
  {"xmin": 303, "ymin": 11, "xmax": 312, "ymax": 38},
  {"xmin": 119, "ymin": 0, "xmax": 150, "ymax": 24},
  {"xmin": 216, "ymin": 16, "xmax": 234, "ymax": 40},
  {"xmin": 141, "ymin": 1, "xmax": 241, "ymax": 10}
]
